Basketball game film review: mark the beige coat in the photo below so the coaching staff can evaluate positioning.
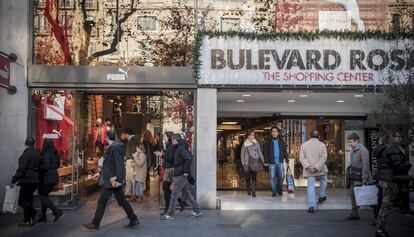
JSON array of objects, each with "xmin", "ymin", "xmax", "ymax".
[
  {"xmin": 133, "ymin": 152, "xmax": 147, "ymax": 183},
  {"xmin": 299, "ymin": 138, "xmax": 328, "ymax": 177}
]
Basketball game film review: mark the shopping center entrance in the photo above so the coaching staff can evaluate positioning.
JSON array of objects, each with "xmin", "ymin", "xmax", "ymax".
[{"xmin": 215, "ymin": 90, "xmax": 376, "ymax": 210}]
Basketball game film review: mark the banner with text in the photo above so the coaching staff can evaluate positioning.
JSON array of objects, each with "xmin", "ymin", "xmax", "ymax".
[{"xmin": 199, "ymin": 36, "xmax": 413, "ymax": 86}]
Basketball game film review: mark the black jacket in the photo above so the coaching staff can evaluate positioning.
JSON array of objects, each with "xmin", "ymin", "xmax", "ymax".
[
  {"xmin": 173, "ymin": 142, "xmax": 192, "ymax": 177},
  {"xmin": 162, "ymin": 141, "xmax": 175, "ymax": 169},
  {"xmin": 101, "ymin": 140, "xmax": 125, "ymax": 189},
  {"xmin": 12, "ymin": 147, "xmax": 41, "ymax": 184},
  {"xmin": 39, "ymin": 150, "xmax": 60, "ymax": 185},
  {"xmin": 377, "ymin": 144, "xmax": 411, "ymax": 181},
  {"xmin": 263, "ymin": 138, "xmax": 289, "ymax": 164}
]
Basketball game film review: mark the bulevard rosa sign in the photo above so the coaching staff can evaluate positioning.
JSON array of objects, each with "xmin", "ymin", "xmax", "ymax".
[{"xmin": 198, "ymin": 36, "xmax": 413, "ymax": 86}]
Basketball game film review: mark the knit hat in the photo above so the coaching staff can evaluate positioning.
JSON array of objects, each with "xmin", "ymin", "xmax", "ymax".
[
  {"xmin": 173, "ymin": 131, "xmax": 186, "ymax": 142},
  {"xmin": 106, "ymin": 130, "xmax": 116, "ymax": 141}
]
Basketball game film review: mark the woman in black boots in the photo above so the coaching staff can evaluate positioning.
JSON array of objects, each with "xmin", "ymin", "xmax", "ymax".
[
  {"xmin": 241, "ymin": 130, "xmax": 267, "ymax": 197},
  {"xmin": 38, "ymin": 139, "xmax": 63, "ymax": 223}
]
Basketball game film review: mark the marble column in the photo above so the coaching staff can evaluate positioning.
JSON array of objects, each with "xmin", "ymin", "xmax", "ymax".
[{"xmin": 196, "ymin": 88, "xmax": 217, "ymax": 209}]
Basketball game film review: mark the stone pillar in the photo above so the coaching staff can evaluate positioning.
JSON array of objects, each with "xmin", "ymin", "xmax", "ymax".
[
  {"xmin": 196, "ymin": 88, "xmax": 217, "ymax": 209},
  {"xmin": 0, "ymin": 0, "xmax": 29, "ymax": 208}
]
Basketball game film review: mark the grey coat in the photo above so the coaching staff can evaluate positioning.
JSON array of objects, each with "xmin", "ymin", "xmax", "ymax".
[
  {"xmin": 241, "ymin": 139, "xmax": 265, "ymax": 168},
  {"xmin": 350, "ymin": 143, "xmax": 373, "ymax": 184}
]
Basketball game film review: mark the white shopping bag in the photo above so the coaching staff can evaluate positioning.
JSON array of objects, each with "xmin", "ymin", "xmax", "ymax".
[
  {"xmin": 2, "ymin": 185, "xmax": 20, "ymax": 214},
  {"xmin": 354, "ymin": 185, "xmax": 378, "ymax": 206}
]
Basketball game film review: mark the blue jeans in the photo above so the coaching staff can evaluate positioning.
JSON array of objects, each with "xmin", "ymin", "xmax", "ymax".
[
  {"xmin": 137, "ymin": 182, "xmax": 144, "ymax": 196},
  {"xmin": 269, "ymin": 163, "xmax": 285, "ymax": 193},
  {"xmin": 307, "ymin": 174, "xmax": 328, "ymax": 208},
  {"xmin": 132, "ymin": 175, "xmax": 137, "ymax": 195}
]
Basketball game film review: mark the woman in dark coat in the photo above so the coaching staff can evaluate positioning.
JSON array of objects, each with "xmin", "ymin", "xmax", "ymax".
[
  {"xmin": 11, "ymin": 137, "xmax": 41, "ymax": 226},
  {"xmin": 38, "ymin": 139, "xmax": 63, "ymax": 223}
]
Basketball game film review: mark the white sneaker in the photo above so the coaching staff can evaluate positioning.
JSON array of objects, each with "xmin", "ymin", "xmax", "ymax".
[
  {"xmin": 191, "ymin": 211, "xmax": 202, "ymax": 217},
  {"xmin": 160, "ymin": 215, "xmax": 175, "ymax": 220}
]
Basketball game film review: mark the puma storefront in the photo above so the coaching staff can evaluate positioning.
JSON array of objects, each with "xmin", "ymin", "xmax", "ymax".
[{"xmin": 193, "ymin": 31, "xmax": 413, "ymax": 209}]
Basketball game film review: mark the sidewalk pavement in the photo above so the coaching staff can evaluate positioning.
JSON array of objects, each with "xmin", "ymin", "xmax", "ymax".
[{"xmin": 0, "ymin": 197, "xmax": 413, "ymax": 237}]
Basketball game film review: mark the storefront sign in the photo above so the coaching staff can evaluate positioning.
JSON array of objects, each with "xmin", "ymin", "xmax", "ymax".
[
  {"xmin": 366, "ymin": 128, "xmax": 379, "ymax": 177},
  {"xmin": 199, "ymin": 36, "xmax": 413, "ymax": 86},
  {"xmin": 107, "ymin": 68, "xmax": 129, "ymax": 81},
  {"xmin": 0, "ymin": 54, "xmax": 10, "ymax": 87}
]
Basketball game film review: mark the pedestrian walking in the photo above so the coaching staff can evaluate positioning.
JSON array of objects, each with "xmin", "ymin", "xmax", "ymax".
[
  {"xmin": 10, "ymin": 137, "xmax": 41, "ymax": 227},
  {"xmin": 345, "ymin": 133, "xmax": 373, "ymax": 220},
  {"xmin": 37, "ymin": 139, "xmax": 64, "ymax": 223},
  {"xmin": 375, "ymin": 131, "xmax": 411, "ymax": 237},
  {"xmin": 161, "ymin": 132, "xmax": 201, "ymax": 220},
  {"xmin": 83, "ymin": 131, "xmax": 139, "ymax": 231},
  {"xmin": 142, "ymin": 129, "xmax": 156, "ymax": 192},
  {"xmin": 264, "ymin": 126, "xmax": 289, "ymax": 197},
  {"xmin": 299, "ymin": 130, "xmax": 328, "ymax": 213},
  {"xmin": 133, "ymin": 144, "xmax": 147, "ymax": 203},
  {"xmin": 121, "ymin": 128, "xmax": 139, "ymax": 199},
  {"xmin": 241, "ymin": 130, "xmax": 267, "ymax": 197}
]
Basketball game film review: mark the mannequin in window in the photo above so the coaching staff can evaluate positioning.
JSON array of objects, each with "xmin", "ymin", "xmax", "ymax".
[{"xmin": 93, "ymin": 118, "xmax": 107, "ymax": 153}]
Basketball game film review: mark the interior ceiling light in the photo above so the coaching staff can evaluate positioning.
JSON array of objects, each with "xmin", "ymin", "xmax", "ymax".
[
  {"xmin": 221, "ymin": 122, "xmax": 238, "ymax": 125},
  {"xmin": 287, "ymin": 100, "xmax": 296, "ymax": 103},
  {"xmin": 299, "ymin": 94, "xmax": 309, "ymax": 97},
  {"xmin": 354, "ymin": 94, "xmax": 364, "ymax": 98},
  {"xmin": 336, "ymin": 100, "xmax": 345, "ymax": 103},
  {"xmin": 236, "ymin": 99, "xmax": 245, "ymax": 103},
  {"xmin": 242, "ymin": 94, "xmax": 251, "ymax": 97}
]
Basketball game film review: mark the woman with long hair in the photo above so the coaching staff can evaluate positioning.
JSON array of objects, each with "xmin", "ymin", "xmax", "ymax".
[
  {"xmin": 241, "ymin": 130, "xmax": 266, "ymax": 197},
  {"xmin": 142, "ymin": 129, "xmax": 156, "ymax": 192},
  {"xmin": 38, "ymin": 139, "xmax": 63, "ymax": 223},
  {"xmin": 133, "ymin": 144, "xmax": 147, "ymax": 203}
]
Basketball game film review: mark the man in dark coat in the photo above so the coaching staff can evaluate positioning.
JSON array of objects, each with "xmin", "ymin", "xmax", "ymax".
[
  {"xmin": 83, "ymin": 131, "xmax": 139, "ymax": 230},
  {"xmin": 11, "ymin": 137, "xmax": 41, "ymax": 226},
  {"xmin": 264, "ymin": 126, "xmax": 289, "ymax": 197},
  {"xmin": 161, "ymin": 132, "xmax": 201, "ymax": 220}
]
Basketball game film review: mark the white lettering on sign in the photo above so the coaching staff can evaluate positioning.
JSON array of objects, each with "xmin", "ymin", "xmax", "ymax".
[
  {"xmin": 43, "ymin": 134, "xmax": 59, "ymax": 139},
  {"xmin": 199, "ymin": 36, "xmax": 414, "ymax": 86},
  {"xmin": 107, "ymin": 74, "xmax": 126, "ymax": 81}
]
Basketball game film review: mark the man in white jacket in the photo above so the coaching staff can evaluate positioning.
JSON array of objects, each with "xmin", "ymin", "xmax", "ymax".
[{"xmin": 299, "ymin": 130, "xmax": 328, "ymax": 213}]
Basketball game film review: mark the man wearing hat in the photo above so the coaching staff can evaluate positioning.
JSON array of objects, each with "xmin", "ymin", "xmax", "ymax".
[{"xmin": 84, "ymin": 131, "xmax": 139, "ymax": 230}]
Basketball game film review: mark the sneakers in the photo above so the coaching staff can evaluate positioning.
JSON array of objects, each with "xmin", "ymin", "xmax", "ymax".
[
  {"xmin": 272, "ymin": 193, "xmax": 277, "ymax": 197},
  {"xmin": 160, "ymin": 215, "xmax": 175, "ymax": 220},
  {"xmin": 191, "ymin": 211, "xmax": 202, "ymax": 217},
  {"xmin": 307, "ymin": 207, "xmax": 315, "ymax": 213},
  {"xmin": 17, "ymin": 221, "xmax": 32, "ymax": 227},
  {"xmin": 83, "ymin": 223, "xmax": 99, "ymax": 231},
  {"xmin": 318, "ymin": 196, "xmax": 327, "ymax": 203},
  {"xmin": 375, "ymin": 229, "xmax": 390, "ymax": 237}
]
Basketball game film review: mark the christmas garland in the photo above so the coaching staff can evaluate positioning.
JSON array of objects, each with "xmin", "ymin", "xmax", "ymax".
[{"xmin": 192, "ymin": 30, "xmax": 414, "ymax": 82}]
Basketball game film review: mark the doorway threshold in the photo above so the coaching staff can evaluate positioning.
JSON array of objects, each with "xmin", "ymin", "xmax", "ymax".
[{"xmin": 217, "ymin": 188, "xmax": 358, "ymax": 210}]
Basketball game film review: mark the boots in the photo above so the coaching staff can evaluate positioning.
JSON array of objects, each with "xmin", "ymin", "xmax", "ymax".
[
  {"xmin": 251, "ymin": 180, "xmax": 256, "ymax": 197},
  {"xmin": 137, "ymin": 196, "xmax": 144, "ymax": 203},
  {"xmin": 130, "ymin": 195, "xmax": 137, "ymax": 202},
  {"xmin": 246, "ymin": 179, "xmax": 251, "ymax": 195}
]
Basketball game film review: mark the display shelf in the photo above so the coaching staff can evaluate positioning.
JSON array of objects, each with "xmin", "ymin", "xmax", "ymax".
[{"xmin": 58, "ymin": 166, "xmax": 73, "ymax": 177}]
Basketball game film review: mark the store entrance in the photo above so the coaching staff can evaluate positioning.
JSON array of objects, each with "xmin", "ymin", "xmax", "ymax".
[
  {"xmin": 31, "ymin": 89, "xmax": 195, "ymax": 209},
  {"xmin": 217, "ymin": 118, "xmax": 345, "ymax": 191}
]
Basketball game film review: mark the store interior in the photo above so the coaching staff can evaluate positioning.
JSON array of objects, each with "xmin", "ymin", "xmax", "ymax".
[
  {"xmin": 216, "ymin": 117, "xmax": 346, "ymax": 191},
  {"xmin": 30, "ymin": 89, "xmax": 195, "ymax": 206}
]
